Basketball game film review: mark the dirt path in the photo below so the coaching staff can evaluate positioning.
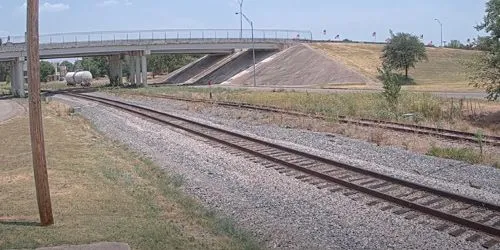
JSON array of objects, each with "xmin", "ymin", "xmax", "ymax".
[{"xmin": 0, "ymin": 99, "xmax": 24, "ymax": 123}]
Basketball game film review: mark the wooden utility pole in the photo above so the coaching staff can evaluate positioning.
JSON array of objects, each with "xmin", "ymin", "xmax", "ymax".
[{"xmin": 27, "ymin": 0, "xmax": 54, "ymax": 226}]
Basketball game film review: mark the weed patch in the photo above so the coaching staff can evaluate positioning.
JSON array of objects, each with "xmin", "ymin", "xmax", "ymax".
[{"xmin": 427, "ymin": 147, "xmax": 482, "ymax": 164}]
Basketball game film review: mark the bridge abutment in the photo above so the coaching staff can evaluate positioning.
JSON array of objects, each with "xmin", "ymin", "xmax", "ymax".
[
  {"xmin": 135, "ymin": 54, "xmax": 141, "ymax": 86},
  {"xmin": 141, "ymin": 54, "xmax": 147, "ymax": 86},
  {"xmin": 109, "ymin": 55, "xmax": 123, "ymax": 86},
  {"xmin": 10, "ymin": 57, "xmax": 25, "ymax": 98}
]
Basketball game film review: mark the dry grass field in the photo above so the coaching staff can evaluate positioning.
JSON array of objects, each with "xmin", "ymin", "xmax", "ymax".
[
  {"xmin": 311, "ymin": 43, "xmax": 481, "ymax": 92},
  {"xmin": 0, "ymin": 101, "xmax": 256, "ymax": 249}
]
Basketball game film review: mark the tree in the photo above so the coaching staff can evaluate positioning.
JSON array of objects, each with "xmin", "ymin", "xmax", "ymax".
[
  {"xmin": 381, "ymin": 31, "xmax": 428, "ymax": 79},
  {"xmin": 59, "ymin": 60, "xmax": 74, "ymax": 72},
  {"xmin": 40, "ymin": 61, "xmax": 55, "ymax": 82},
  {"xmin": 446, "ymin": 40, "xmax": 464, "ymax": 49},
  {"xmin": 0, "ymin": 62, "xmax": 10, "ymax": 82},
  {"xmin": 378, "ymin": 65, "xmax": 403, "ymax": 109},
  {"xmin": 75, "ymin": 57, "xmax": 110, "ymax": 78},
  {"xmin": 469, "ymin": 0, "xmax": 500, "ymax": 100},
  {"xmin": 148, "ymin": 54, "xmax": 200, "ymax": 78}
]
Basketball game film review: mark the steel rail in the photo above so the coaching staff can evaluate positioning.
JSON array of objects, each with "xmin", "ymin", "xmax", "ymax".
[
  {"xmin": 125, "ymin": 93, "xmax": 500, "ymax": 146},
  {"xmin": 64, "ymin": 92, "xmax": 500, "ymax": 243}
]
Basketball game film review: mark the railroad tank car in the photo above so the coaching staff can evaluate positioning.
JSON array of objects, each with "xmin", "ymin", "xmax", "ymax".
[{"xmin": 65, "ymin": 71, "xmax": 93, "ymax": 86}]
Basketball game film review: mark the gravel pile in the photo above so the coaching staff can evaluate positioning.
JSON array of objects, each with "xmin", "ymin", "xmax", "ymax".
[{"xmin": 54, "ymin": 93, "xmax": 498, "ymax": 249}]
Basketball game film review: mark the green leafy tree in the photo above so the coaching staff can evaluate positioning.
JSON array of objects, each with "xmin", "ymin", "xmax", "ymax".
[
  {"xmin": 446, "ymin": 40, "xmax": 464, "ymax": 49},
  {"xmin": 40, "ymin": 61, "xmax": 55, "ymax": 82},
  {"xmin": 75, "ymin": 57, "xmax": 110, "ymax": 78},
  {"xmin": 381, "ymin": 31, "xmax": 428, "ymax": 79},
  {"xmin": 59, "ymin": 60, "xmax": 75, "ymax": 72},
  {"xmin": 0, "ymin": 62, "xmax": 10, "ymax": 82},
  {"xmin": 148, "ymin": 54, "xmax": 200, "ymax": 78},
  {"xmin": 469, "ymin": 0, "xmax": 500, "ymax": 100},
  {"xmin": 378, "ymin": 65, "xmax": 403, "ymax": 109}
]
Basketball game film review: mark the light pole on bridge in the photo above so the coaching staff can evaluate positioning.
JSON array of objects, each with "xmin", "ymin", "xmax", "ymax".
[
  {"xmin": 434, "ymin": 18, "xmax": 443, "ymax": 47},
  {"xmin": 236, "ymin": 11, "xmax": 256, "ymax": 87},
  {"xmin": 238, "ymin": 0, "xmax": 244, "ymax": 40}
]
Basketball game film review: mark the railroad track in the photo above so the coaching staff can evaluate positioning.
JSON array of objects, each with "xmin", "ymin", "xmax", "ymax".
[
  {"xmin": 65, "ymin": 92, "xmax": 500, "ymax": 248},
  {"xmin": 124, "ymin": 93, "xmax": 500, "ymax": 147}
]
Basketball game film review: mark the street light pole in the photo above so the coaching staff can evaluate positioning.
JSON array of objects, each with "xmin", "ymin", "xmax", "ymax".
[
  {"xmin": 236, "ymin": 11, "xmax": 256, "ymax": 87},
  {"xmin": 434, "ymin": 18, "xmax": 443, "ymax": 47},
  {"xmin": 239, "ymin": 0, "xmax": 243, "ymax": 40}
]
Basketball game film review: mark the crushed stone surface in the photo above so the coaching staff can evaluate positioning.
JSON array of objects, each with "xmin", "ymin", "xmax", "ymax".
[{"xmin": 53, "ymin": 93, "xmax": 499, "ymax": 250}]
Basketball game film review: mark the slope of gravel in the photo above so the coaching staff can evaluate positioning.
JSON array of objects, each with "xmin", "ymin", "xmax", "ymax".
[
  {"xmin": 54, "ymin": 93, "xmax": 490, "ymax": 249},
  {"xmin": 230, "ymin": 44, "xmax": 370, "ymax": 86}
]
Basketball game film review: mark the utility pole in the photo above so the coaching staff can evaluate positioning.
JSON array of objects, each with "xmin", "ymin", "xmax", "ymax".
[{"xmin": 27, "ymin": 0, "xmax": 54, "ymax": 226}]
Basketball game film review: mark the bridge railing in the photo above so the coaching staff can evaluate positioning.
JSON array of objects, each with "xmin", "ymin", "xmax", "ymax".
[{"xmin": 0, "ymin": 29, "xmax": 312, "ymax": 51}]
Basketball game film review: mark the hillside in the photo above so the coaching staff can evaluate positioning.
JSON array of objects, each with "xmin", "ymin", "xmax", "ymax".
[
  {"xmin": 229, "ymin": 44, "xmax": 370, "ymax": 87},
  {"xmin": 311, "ymin": 43, "xmax": 480, "ymax": 91}
]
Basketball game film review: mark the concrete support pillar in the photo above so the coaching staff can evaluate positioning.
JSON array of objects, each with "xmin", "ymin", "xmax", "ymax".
[
  {"xmin": 141, "ymin": 55, "xmax": 147, "ymax": 86},
  {"xmin": 135, "ymin": 55, "xmax": 141, "ymax": 86},
  {"xmin": 11, "ymin": 58, "xmax": 25, "ymax": 98},
  {"xmin": 109, "ymin": 54, "xmax": 123, "ymax": 86},
  {"xmin": 10, "ymin": 61, "xmax": 16, "ymax": 95},
  {"xmin": 128, "ymin": 54, "xmax": 136, "ymax": 85}
]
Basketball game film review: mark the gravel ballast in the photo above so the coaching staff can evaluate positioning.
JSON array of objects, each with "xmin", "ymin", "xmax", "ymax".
[{"xmin": 54, "ymin": 93, "xmax": 499, "ymax": 249}]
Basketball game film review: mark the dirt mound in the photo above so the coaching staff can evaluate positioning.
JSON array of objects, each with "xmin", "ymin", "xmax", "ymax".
[{"xmin": 229, "ymin": 44, "xmax": 370, "ymax": 87}]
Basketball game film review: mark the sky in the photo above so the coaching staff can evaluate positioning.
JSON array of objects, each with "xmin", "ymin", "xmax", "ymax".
[{"xmin": 0, "ymin": 0, "xmax": 489, "ymax": 44}]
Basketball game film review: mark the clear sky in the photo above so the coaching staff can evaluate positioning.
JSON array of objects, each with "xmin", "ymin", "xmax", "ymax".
[{"xmin": 0, "ymin": 0, "xmax": 489, "ymax": 44}]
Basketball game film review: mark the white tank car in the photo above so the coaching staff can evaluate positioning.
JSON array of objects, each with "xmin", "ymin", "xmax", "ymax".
[{"xmin": 65, "ymin": 71, "xmax": 93, "ymax": 86}]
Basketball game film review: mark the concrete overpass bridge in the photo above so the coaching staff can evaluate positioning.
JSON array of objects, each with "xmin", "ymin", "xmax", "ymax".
[{"xmin": 0, "ymin": 29, "xmax": 312, "ymax": 97}]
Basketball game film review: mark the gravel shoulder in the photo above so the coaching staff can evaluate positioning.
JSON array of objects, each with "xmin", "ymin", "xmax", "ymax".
[{"xmin": 54, "ymin": 92, "xmax": 499, "ymax": 249}]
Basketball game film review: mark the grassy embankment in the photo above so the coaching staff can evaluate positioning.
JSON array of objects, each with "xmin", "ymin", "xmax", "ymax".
[
  {"xmin": 0, "ymin": 101, "xmax": 257, "ymax": 249},
  {"xmin": 312, "ymin": 43, "xmax": 481, "ymax": 92}
]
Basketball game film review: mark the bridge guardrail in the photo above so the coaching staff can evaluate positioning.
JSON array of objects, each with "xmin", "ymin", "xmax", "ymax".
[{"xmin": 0, "ymin": 29, "xmax": 313, "ymax": 52}]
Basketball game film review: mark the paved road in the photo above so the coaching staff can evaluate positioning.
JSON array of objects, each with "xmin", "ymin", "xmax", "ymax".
[{"xmin": 0, "ymin": 99, "xmax": 22, "ymax": 123}]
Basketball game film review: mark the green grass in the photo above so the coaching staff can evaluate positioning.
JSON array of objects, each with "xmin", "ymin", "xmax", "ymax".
[
  {"xmin": 426, "ymin": 146, "xmax": 483, "ymax": 164},
  {"xmin": 112, "ymin": 86, "xmax": 488, "ymax": 125},
  {"xmin": 311, "ymin": 43, "xmax": 480, "ymax": 91},
  {"xmin": 0, "ymin": 101, "xmax": 258, "ymax": 250}
]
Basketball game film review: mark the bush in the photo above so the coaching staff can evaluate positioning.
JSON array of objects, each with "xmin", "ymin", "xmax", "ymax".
[{"xmin": 378, "ymin": 66, "xmax": 403, "ymax": 109}]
